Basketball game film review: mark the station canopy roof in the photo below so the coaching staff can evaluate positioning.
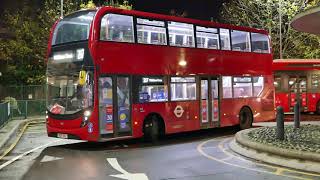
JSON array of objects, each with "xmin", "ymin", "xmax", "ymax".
[{"xmin": 291, "ymin": 6, "xmax": 320, "ymax": 35}]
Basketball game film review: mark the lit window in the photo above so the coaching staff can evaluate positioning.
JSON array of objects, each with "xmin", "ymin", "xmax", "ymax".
[
  {"xmin": 233, "ymin": 77, "xmax": 253, "ymax": 98},
  {"xmin": 231, "ymin": 30, "xmax": 251, "ymax": 52},
  {"xmin": 134, "ymin": 76, "xmax": 168, "ymax": 103},
  {"xmin": 170, "ymin": 77, "xmax": 196, "ymax": 101},
  {"xmin": 251, "ymin": 33, "xmax": 270, "ymax": 53},
  {"xmin": 253, "ymin": 77, "xmax": 264, "ymax": 96},
  {"xmin": 100, "ymin": 14, "xmax": 134, "ymax": 43},
  {"xmin": 136, "ymin": 18, "xmax": 167, "ymax": 45},
  {"xmin": 168, "ymin": 21, "xmax": 195, "ymax": 47},
  {"xmin": 220, "ymin": 28, "xmax": 231, "ymax": 50},
  {"xmin": 222, "ymin": 76, "xmax": 232, "ymax": 98},
  {"xmin": 196, "ymin": 26, "xmax": 219, "ymax": 49}
]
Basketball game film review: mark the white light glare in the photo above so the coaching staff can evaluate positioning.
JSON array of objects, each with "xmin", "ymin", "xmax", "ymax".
[
  {"xmin": 76, "ymin": 48, "xmax": 85, "ymax": 60},
  {"xmin": 53, "ymin": 52, "xmax": 74, "ymax": 61},
  {"xmin": 179, "ymin": 60, "xmax": 187, "ymax": 66},
  {"xmin": 84, "ymin": 110, "xmax": 91, "ymax": 117}
]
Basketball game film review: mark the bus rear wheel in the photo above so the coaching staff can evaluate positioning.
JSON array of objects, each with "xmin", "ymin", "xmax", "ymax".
[
  {"xmin": 143, "ymin": 115, "xmax": 160, "ymax": 142},
  {"xmin": 239, "ymin": 107, "xmax": 253, "ymax": 130}
]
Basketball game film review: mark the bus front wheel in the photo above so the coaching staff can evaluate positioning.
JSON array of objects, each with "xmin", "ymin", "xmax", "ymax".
[
  {"xmin": 239, "ymin": 107, "xmax": 253, "ymax": 130},
  {"xmin": 143, "ymin": 115, "xmax": 160, "ymax": 142}
]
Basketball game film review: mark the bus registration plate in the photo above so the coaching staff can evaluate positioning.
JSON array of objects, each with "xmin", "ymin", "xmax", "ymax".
[{"xmin": 57, "ymin": 133, "xmax": 68, "ymax": 139}]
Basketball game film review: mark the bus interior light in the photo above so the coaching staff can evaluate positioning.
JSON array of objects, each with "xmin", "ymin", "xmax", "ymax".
[{"xmin": 179, "ymin": 60, "xmax": 187, "ymax": 66}]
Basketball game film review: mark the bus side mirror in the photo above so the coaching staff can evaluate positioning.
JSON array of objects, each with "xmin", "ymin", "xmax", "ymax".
[{"xmin": 79, "ymin": 70, "xmax": 87, "ymax": 86}]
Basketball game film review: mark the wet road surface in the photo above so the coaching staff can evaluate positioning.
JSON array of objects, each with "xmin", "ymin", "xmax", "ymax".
[{"xmin": 1, "ymin": 117, "xmax": 320, "ymax": 180}]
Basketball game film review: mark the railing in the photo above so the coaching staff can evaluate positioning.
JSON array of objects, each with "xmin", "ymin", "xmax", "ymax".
[
  {"xmin": 9, "ymin": 100, "xmax": 46, "ymax": 120},
  {"xmin": 0, "ymin": 102, "xmax": 10, "ymax": 128}
]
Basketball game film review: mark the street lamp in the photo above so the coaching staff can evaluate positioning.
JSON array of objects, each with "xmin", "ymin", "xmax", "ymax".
[
  {"xmin": 279, "ymin": 0, "xmax": 283, "ymax": 59},
  {"xmin": 61, "ymin": 0, "xmax": 64, "ymax": 18}
]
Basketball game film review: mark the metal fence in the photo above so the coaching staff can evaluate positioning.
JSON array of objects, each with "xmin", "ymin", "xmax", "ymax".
[
  {"xmin": 0, "ymin": 85, "xmax": 46, "ymax": 125},
  {"xmin": 0, "ymin": 85, "xmax": 46, "ymax": 101},
  {"xmin": 0, "ymin": 102, "xmax": 10, "ymax": 128},
  {"xmin": 9, "ymin": 100, "xmax": 46, "ymax": 120}
]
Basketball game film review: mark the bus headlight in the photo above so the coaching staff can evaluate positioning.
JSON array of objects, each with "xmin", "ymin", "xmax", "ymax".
[
  {"xmin": 84, "ymin": 110, "xmax": 91, "ymax": 117},
  {"xmin": 81, "ymin": 110, "xmax": 91, "ymax": 127}
]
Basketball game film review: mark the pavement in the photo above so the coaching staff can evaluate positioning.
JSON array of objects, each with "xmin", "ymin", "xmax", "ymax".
[
  {"xmin": 0, "ymin": 117, "xmax": 44, "ymax": 153},
  {"xmin": 231, "ymin": 121, "xmax": 320, "ymax": 174}
]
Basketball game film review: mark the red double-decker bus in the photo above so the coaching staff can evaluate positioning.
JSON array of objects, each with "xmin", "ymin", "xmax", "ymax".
[
  {"xmin": 46, "ymin": 7, "xmax": 275, "ymax": 142},
  {"xmin": 273, "ymin": 59, "xmax": 320, "ymax": 113}
]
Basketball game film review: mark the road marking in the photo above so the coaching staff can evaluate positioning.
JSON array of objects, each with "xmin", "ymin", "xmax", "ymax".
[
  {"xmin": 220, "ymin": 139, "xmax": 320, "ymax": 178},
  {"xmin": 0, "ymin": 140, "xmax": 62, "ymax": 170},
  {"xmin": 107, "ymin": 158, "xmax": 149, "ymax": 180},
  {"xmin": 197, "ymin": 138, "xmax": 312, "ymax": 180},
  {"xmin": 40, "ymin": 155, "xmax": 64, "ymax": 163}
]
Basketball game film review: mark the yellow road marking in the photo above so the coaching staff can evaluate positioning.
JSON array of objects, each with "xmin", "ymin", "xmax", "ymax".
[
  {"xmin": 275, "ymin": 168, "xmax": 284, "ymax": 175},
  {"xmin": 0, "ymin": 120, "xmax": 45, "ymax": 161},
  {"xmin": 197, "ymin": 138, "xmax": 312, "ymax": 180}
]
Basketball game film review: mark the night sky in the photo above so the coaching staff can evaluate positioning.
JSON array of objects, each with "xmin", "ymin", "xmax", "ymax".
[{"xmin": 0, "ymin": 0, "xmax": 226, "ymax": 21}]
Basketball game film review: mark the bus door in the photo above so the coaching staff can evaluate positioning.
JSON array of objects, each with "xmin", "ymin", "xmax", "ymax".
[
  {"xmin": 200, "ymin": 77, "xmax": 220, "ymax": 128},
  {"xmin": 289, "ymin": 76, "xmax": 307, "ymax": 111},
  {"xmin": 98, "ymin": 76, "xmax": 132, "ymax": 138}
]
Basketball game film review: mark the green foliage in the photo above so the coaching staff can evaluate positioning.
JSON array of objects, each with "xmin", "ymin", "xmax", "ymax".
[
  {"xmin": 0, "ymin": 0, "xmax": 89, "ymax": 85},
  {"xmin": 219, "ymin": 0, "xmax": 320, "ymax": 59},
  {"xmin": 80, "ymin": 0, "xmax": 96, "ymax": 9},
  {"xmin": 103, "ymin": 0, "xmax": 133, "ymax": 10},
  {"xmin": 3, "ymin": 96, "xmax": 18, "ymax": 109}
]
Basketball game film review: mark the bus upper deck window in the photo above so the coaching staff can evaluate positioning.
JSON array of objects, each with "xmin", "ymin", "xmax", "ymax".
[
  {"xmin": 231, "ymin": 30, "xmax": 251, "ymax": 52},
  {"xmin": 136, "ymin": 18, "xmax": 167, "ymax": 45},
  {"xmin": 100, "ymin": 14, "xmax": 134, "ymax": 43},
  {"xmin": 168, "ymin": 21, "xmax": 195, "ymax": 48},
  {"xmin": 196, "ymin": 26, "xmax": 219, "ymax": 49},
  {"xmin": 251, "ymin": 33, "xmax": 270, "ymax": 53},
  {"xmin": 220, "ymin": 29, "xmax": 231, "ymax": 50}
]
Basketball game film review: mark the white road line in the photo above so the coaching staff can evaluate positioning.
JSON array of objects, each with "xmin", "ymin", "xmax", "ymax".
[
  {"xmin": 107, "ymin": 158, "xmax": 149, "ymax": 180},
  {"xmin": 0, "ymin": 140, "xmax": 62, "ymax": 170},
  {"xmin": 197, "ymin": 139, "xmax": 312, "ymax": 180}
]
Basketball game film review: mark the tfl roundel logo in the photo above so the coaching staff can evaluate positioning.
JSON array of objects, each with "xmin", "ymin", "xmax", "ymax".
[{"xmin": 174, "ymin": 105, "xmax": 184, "ymax": 118}]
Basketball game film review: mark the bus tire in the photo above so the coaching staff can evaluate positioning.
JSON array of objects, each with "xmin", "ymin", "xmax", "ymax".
[
  {"xmin": 316, "ymin": 101, "xmax": 320, "ymax": 114},
  {"xmin": 239, "ymin": 107, "xmax": 253, "ymax": 130},
  {"xmin": 143, "ymin": 115, "xmax": 160, "ymax": 143}
]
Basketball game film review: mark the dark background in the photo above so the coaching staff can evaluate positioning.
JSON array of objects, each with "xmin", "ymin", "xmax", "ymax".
[{"xmin": 0, "ymin": 0, "xmax": 226, "ymax": 20}]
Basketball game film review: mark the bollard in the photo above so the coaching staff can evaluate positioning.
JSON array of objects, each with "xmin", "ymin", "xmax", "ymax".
[
  {"xmin": 276, "ymin": 106, "xmax": 284, "ymax": 140},
  {"xmin": 294, "ymin": 102, "xmax": 300, "ymax": 128}
]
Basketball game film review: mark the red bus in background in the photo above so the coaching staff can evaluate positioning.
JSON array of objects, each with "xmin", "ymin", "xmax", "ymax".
[
  {"xmin": 273, "ymin": 59, "xmax": 320, "ymax": 113},
  {"xmin": 46, "ymin": 7, "xmax": 275, "ymax": 142}
]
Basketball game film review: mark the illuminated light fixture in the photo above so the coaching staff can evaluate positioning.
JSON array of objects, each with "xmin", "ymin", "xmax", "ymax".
[
  {"xmin": 289, "ymin": 81, "xmax": 294, "ymax": 85},
  {"xmin": 84, "ymin": 110, "xmax": 91, "ymax": 117},
  {"xmin": 179, "ymin": 60, "xmax": 187, "ymax": 66},
  {"xmin": 53, "ymin": 51, "xmax": 74, "ymax": 61},
  {"xmin": 76, "ymin": 48, "xmax": 85, "ymax": 60},
  {"xmin": 46, "ymin": 115, "xmax": 49, "ymax": 119},
  {"xmin": 134, "ymin": 121, "xmax": 138, "ymax": 125}
]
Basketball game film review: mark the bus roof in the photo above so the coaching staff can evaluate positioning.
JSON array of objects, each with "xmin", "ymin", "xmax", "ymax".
[
  {"xmin": 92, "ymin": 6, "xmax": 269, "ymax": 35},
  {"xmin": 273, "ymin": 59, "xmax": 320, "ymax": 71}
]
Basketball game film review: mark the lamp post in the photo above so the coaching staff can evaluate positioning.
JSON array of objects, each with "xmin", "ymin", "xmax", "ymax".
[
  {"xmin": 279, "ymin": 0, "xmax": 283, "ymax": 59},
  {"xmin": 61, "ymin": 0, "xmax": 64, "ymax": 18}
]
